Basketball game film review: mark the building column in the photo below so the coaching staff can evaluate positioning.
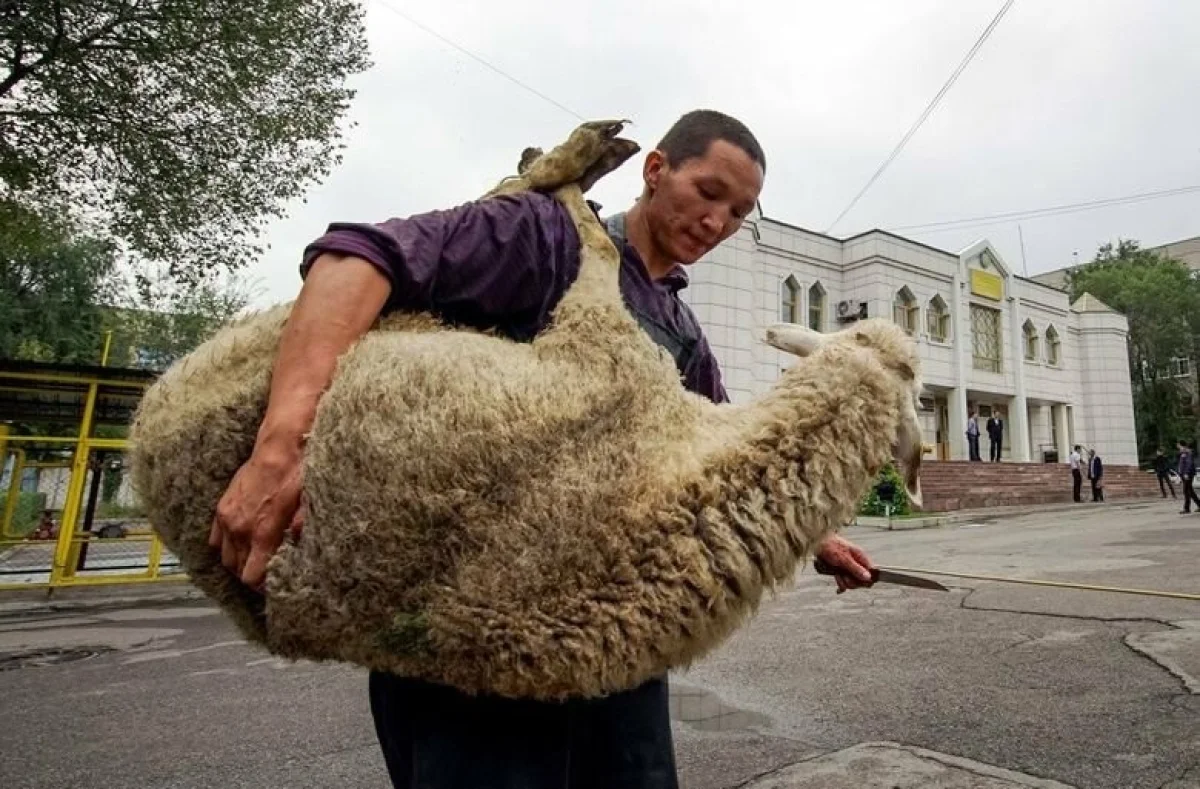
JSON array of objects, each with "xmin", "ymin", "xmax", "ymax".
[
  {"xmin": 1009, "ymin": 394, "xmax": 1030, "ymax": 462},
  {"xmin": 949, "ymin": 387, "xmax": 968, "ymax": 460},
  {"xmin": 1054, "ymin": 404, "xmax": 1071, "ymax": 461},
  {"xmin": 950, "ymin": 267, "xmax": 969, "ymax": 461}
]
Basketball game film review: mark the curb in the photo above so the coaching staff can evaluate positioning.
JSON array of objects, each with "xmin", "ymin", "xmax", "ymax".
[
  {"xmin": 851, "ymin": 496, "xmax": 1166, "ymax": 531},
  {"xmin": 0, "ymin": 584, "xmax": 208, "ymax": 621}
]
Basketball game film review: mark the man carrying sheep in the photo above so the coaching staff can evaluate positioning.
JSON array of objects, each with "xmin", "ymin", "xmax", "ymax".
[{"xmin": 209, "ymin": 109, "xmax": 879, "ymax": 789}]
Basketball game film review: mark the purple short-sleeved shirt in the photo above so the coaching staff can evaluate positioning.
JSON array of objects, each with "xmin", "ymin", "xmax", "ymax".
[{"xmin": 300, "ymin": 192, "xmax": 728, "ymax": 404}]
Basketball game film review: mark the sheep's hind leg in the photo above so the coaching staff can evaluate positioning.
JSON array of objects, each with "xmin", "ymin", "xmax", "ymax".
[{"xmin": 484, "ymin": 119, "xmax": 638, "ymax": 199}]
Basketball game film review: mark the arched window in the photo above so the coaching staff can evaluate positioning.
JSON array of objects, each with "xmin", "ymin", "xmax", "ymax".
[
  {"xmin": 1023, "ymin": 320, "xmax": 1039, "ymax": 361},
  {"xmin": 808, "ymin": 282, "xmax": 826, "ymax": 331},
  {"xmin": 926, "ymin": 295, "xmax": 949, "ymax": 342},
  {"xmin": 1045, "ymin": 325, "xmax": 1061, "ymax": 366},
  {"xmin": 893, "ymin": 287, "xmax": 918, "ymax": 335},
  {"xmin": 781, "ymin": 276, "xmax": 801, "ymax": 323}
]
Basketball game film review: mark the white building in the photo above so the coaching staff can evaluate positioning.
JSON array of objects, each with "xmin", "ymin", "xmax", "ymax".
[{"xmin": 680, "ymin": 205, "xmax": 1139, "ymax": 467}]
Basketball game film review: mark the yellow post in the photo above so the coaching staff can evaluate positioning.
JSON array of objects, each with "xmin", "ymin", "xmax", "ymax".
[
  {"xmin": 146, "ymin": 535, "xmax": 164, "ymax": 579},
  {"xmin": 51, "ymin": 382, "xmax": 99, "ymax": 585}
]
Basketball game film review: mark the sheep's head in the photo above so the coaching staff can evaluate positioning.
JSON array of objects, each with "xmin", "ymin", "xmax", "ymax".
[{"xmin": 763, "ymin": 320, "xmax": 925, "ymax": 510}]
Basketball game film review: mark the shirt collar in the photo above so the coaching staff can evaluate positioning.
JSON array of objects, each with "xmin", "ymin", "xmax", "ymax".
[{"xmin": 600, "ymin": 208, "xmax": 690, "ymax": 293}]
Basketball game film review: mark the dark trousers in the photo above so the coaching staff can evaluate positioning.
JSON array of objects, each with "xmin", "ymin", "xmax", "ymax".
[
  {"xmin": 1091, "ymin": 477, "xmax": 1104, "ymax": 502},
  {"xmin": 1072, "ymin": 469, "xmax": 1082, "ymax": 502},
  {"xmin": 1158, "ymin": 472, "xmax": 1176, "ymax": 498},
  {"xmin": 989, "ymin": 437, "xmax": 1002, "ymax": 462},
  {"xmin": 968, "ymin": 434, "xmax": 981, "ymax": 461},
  {"xmin": 369, "ymin": 671, "xmax": 679, "ymax": 789},
  {"xmin": 1183, "ymin": 475, "xmax": 1200, "ymax": 512}
]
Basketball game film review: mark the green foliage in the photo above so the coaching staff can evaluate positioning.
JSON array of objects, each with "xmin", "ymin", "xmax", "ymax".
[
  {"xmin": 0, "ymin": 200, "xmax": 122, "ymax": 364},
  {"xmin": 1064, "ymin": 239, "xmax": 1200, "ymax": 458},
  {"xmin": 1, "ymin": 0, "xmax": 371, "ymax": 286},
  {"xmin": 0, "ymin": 202, "xmax": 253, "ymax": 373},
  {"xmin": 857, "ymin": 462, "xmax": 910, "ymax": 517}
]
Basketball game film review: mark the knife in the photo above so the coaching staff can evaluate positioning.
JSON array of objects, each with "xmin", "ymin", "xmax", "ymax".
[{"xmin": 813, "ymin": 557, "xmax": 949, "ymax": 591}]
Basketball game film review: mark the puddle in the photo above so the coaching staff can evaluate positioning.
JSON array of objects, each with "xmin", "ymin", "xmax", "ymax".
[{"xmin": 669, "ymin": 681, "xmax": 772, "ymax": 732}]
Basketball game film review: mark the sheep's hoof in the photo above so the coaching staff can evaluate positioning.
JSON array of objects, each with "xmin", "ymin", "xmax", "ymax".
[
  {"xmin": 524, "ymin": 119, "xmax": 636, "ymax": 191},
  {"xmin": 578, "ymin": 138, "xmax": 642, "ymax": 193},
  {"xmin": 518, "ymin": 147, "xmax": 543, "ymax": 175}
]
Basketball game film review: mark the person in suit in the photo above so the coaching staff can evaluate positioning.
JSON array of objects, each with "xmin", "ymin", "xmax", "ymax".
[
  {"xmin": 1178, "ymin": 440, "xmax": 1200, "ymax": 514},
  {"xmin": 1087, "ymin": 448, "xmax": 1104, "ymax": 502},
  {"xmin": 986, "ymin": 414, "xmax": 1003, "ymax": 462}
]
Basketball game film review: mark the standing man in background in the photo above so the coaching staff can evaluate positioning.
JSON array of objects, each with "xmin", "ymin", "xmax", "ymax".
[
  {"xmin": 1178, "ymin": 440, "xmax": 1200, "ymax": 514},
  {"xmin": 1087, "ymin": 448, "xmax": 1104, "ymax": 502},
  {"xmin": 1069, "ymin": 444, "xmax": 1083, "ymax": 503},
  {"xmin": 966, "ymin": 409, "xmax": 981, "ymax": 462},
  {"xmin": 986, "ymin": 413, "xmax": 1003, "ymax": 462}
]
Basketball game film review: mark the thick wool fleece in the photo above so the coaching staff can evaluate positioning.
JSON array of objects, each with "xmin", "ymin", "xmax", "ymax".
[{"xmin": 128, "ymin": 121, "xmax": 924, "ymax": 701}]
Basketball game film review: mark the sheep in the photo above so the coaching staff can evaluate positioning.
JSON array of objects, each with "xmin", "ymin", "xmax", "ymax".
[{"xmin": 127, "ymin": 118, "xmax": 925, "ymax": 702}]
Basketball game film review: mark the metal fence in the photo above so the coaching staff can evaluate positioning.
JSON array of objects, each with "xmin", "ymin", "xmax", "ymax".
[{"xmin": 1, "ymin": 359, "xmax": 186, "ymax": 591}]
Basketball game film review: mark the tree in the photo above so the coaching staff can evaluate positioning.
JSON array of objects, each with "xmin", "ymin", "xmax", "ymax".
[
  {"xmin": 1, "ymin": 1, "xmax": 371, "ymax": 286},
  {"xmin": 1, "ymin": 200, "xmax": 252, "ymax": 370},
  {"xmin": 1065, "ymin": 239, "xmax": 1200, "ymax": 458},
  {"xmin": 0, "ymin": 198, "xmax": 121, "ymax": 364}
]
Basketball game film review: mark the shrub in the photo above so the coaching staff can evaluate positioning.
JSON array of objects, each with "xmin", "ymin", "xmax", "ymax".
[{"xmin": 857, "ymin": 462, "xmax": 910, "ymax": 517}]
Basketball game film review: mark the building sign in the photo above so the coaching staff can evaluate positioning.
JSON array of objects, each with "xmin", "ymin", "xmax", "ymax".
[{"xmin": 970, "ymin": 268, "xmax": 1004, "ymax": 301}]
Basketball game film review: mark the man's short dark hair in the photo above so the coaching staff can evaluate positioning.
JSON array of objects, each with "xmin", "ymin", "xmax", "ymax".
[{"xmin": 656, "ymin": 109, "xmax": 766, "ymax": 174}]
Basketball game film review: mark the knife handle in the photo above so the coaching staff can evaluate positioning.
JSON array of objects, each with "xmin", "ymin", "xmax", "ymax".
[{"xmin": 813, "ymin": 557, "xmax": 879, "ymax": 584}]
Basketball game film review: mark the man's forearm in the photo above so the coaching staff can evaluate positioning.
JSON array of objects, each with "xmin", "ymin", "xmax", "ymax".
[{"xmin": 255, "ymin": 253, "xmax": 392, "ymax": 455}]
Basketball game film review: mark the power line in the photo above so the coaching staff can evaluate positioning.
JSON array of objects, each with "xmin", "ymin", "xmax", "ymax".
[
  {"xmin": 823, "ymin": 0, "xmax": 1016, "ymax": 234},
  {"xmin": 886, "ymin": 183, "xmax": 1200, "ymax": 236},
  {"xmin": 370, "ymin": 0, "xmax": 586, "ymax": 121}
]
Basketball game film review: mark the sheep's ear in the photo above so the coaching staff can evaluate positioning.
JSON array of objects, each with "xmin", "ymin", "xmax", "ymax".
[{"xmin": 764, "ymin": 323, "xmax": 826, "ymax": 357}]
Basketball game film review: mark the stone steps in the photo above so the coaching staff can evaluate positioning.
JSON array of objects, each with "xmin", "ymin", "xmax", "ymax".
[{"xmin": 916, "ymin": 460, "xmax": 1162, "ymax": 512}]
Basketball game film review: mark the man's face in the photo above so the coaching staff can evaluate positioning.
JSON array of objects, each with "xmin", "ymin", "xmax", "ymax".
[{"xmin": 642, "ymin": 139, "xmax": 764, "ymax": 265}]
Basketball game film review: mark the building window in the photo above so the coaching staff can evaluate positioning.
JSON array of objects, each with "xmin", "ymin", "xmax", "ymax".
[
  {"xmin": 1045, "ymin": 325, "xmax": 1060, "ymax": 366},
  {"xmin": 781, "ymin": 276, "xmax": 801, "ymax": 323},
  {"xmin": 808, "ymin": 282, "xmax": 826, "ymax": 332},
  {"xmin": 926, "ymin": 295, "xmax": 949, "ymax": 342},
  {"xmin": 970, "ymin": 304, "xmax": 1002, "ymax": 373},
  {"xmin": 1023, "ymin": 320, "xmax": 1039, "ymax": 361},
  {"xmin": 893, "ymin": 287, "xmax": 919, "ymax": 335},
  {"xmin": 1169, "ymin": 357, "xmax": 1192, "ymax": 378}
]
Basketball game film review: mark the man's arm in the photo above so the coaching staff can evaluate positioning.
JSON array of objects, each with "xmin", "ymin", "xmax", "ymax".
[{"xmin": 209, "ymin": 255, "xmax": 391, "ymax": 586}]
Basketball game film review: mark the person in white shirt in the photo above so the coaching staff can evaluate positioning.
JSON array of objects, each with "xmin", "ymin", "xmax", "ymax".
[{"xmin": 1069, "ymin": 445, "xmax": 1082, "ymax": 502}]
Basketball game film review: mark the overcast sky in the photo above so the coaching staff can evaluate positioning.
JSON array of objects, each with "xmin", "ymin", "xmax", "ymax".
[{"xmin": 245, "ymin": 0, "xmax": 1200, "ymax": 306}]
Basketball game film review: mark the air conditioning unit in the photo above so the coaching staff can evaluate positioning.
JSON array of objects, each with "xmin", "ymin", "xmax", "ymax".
[{"xmin": 835, "ymin": 299, "xmax": 868, "ymax": 322}]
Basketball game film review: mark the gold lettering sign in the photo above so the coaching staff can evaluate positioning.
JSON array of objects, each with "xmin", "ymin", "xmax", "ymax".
[{"xmin": 970, "ymin": 269, "xmax": 1003, "ymax": 301}]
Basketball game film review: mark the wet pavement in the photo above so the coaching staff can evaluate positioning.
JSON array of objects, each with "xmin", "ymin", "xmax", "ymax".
[{"xmin": 1, "ymin": 498, "xmax": 1198, "ymax": 788}]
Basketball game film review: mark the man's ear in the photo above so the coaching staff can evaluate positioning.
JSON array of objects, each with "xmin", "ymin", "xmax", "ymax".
[{"xmin": 643, "ymin": 149, "xmax": 666, "ymax": 194}]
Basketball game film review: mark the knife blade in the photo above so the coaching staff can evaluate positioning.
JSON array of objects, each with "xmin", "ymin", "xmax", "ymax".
[{"xmin": 813, "ymin": 558, "xmax": 949, "ymax": 591}]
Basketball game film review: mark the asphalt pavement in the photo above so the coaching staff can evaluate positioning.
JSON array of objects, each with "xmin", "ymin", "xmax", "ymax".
[{"xmin": 1, "ymin": 497, "xmax": 1197, "ymax": 788}]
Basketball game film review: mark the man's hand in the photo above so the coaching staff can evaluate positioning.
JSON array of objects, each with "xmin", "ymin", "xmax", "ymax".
[
  {"xmin": 815, "ymin": 533, "xmax": 876, "ymax": 594},
  {"xmin": 209, "ymin": 439, "xmax": 305, "ymax": 589}
]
